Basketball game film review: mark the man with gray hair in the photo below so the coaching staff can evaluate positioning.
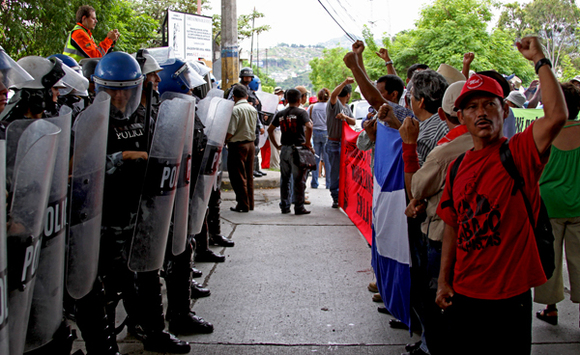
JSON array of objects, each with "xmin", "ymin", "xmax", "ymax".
[{"xmin": 399, "ymin": 81, "xmax": 473, "ymax": 355}]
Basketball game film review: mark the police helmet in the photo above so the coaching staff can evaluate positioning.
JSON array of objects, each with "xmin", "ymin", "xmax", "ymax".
[
  {"xmin": 79, "ymin": 58, "xmax": 100, "ymax": 83},
  {"xmin": 248, "ymin": 75, "xmax": 261, "ymax": 91},
  {"xmin": 15, "ymin": 56, "xmax": 66, "ymax": 90},
  {"xmin": 47, "ymin": 54, "xmax": 81, "ymax": 73},
  {"xmin": 93, "ymin": 52, "xmax": 144, "ymax": 116},
  {"xmin": 158, "ymin": 58, "xmax": 206, "ymax": 95},
  {"xmin": 48, "ymin": 54, "xmax": 89, "ymax": 96},
  {"xmin": 132, "ymin": 50, "xmax": 162, "ymax": 76},
  {"xmin": 239, "ymin": 67, "xmax": 253, "ymax": 78}
]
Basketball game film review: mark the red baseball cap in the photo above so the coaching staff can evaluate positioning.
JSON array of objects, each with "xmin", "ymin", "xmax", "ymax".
[
  {"xmin": 454, "ymin": 73, "xmax": 504, "ymax": 109},
  {"xmin": 309, "ymin": 96, "xmax": 318, "ymax": 104}
]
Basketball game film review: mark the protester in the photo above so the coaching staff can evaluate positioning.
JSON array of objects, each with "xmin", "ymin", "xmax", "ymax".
[
  {"xmin": 296, "ymin": 85, "xmax": 309, "ymax": 107},
  {"xmin": 269, "ymin": 87, "xmax": 285, "ymax": 169},
  {"xmin": 506, "ymin": 90, "xmax": 526, "ymax": 108},
  {"xmin": 268, "ymin": 88, "xmax": 313, "ymax": 215},
  {"xmin": 571, "ymin": 75, "xmax": 580, "ymax": 90},
  {"xmin": 226, "ymin": 84, "xmax": 258, "ymax": 213},
  {"xmin": 326, "ymin": 78, "xmax": 356, "ymax": 208},
  {"xmin": 436, "ymin": 36, "xmax": 568, "ymax": 355},
  {"xmin": 534, "ymin": 82, "xmax": 580, "ymax": 327},
  {"xmin": 63, "ymin": 5, "xmax": 119, "ymax": 62},
  {"xmin": 308, "ymin": 88, "xmax": 330, "ymax": 189},
  {"xmin": 401, "ymin": 81, "xmax": 472, "ymax": 355}
]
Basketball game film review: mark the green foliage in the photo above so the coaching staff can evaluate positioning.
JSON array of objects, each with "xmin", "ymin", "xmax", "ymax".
[
  {"xmin": 309, "ymin": 46, "xmax": 350, "ymax": 93},
  {"xmin": 0, "ymin": 0, "xmax": 158, "ymax": 58},
  {"xmin": 278, "ymin": 72, "xmax": 313, "ymax": 93},
  {"xmin": 213, "ymin": 9, "xmax": 271, "ymax": 46},
  {"xmin": 498, "ymin": 0, "xmax": 580, "ymax": 74},
  {"xmin": 242, "ymin": 60, "xmax": 276, "ymax": 93}
]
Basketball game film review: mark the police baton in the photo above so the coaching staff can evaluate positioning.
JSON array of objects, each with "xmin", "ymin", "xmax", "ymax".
[{"xmin": 144, "ymin": 81, "xmax": 153, "ymax": 153}]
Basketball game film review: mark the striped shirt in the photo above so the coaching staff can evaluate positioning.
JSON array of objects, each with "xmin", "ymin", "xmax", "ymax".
[{"xmin": 417, "ymin": 113, "xmax": 449, "ymax": 166}]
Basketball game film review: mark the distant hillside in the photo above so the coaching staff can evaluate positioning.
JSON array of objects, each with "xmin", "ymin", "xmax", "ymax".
[{"xmin": 255, "ymin": 36, "xmax": 354, "ymax": 90}]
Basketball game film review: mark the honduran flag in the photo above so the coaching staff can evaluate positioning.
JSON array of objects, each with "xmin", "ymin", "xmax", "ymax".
[{"xmin": 371, "ymin": 123, "xmax": 411, "ymax": 329}]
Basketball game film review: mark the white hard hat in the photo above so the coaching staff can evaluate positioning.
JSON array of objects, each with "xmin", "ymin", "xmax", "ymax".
[
  {"xmin": 131, "ymin": 52, "xmax": 162, "ymax": 76},
  {"xmin": 16, "ymin": 56, "xmax": 88, "ymax": 92}
]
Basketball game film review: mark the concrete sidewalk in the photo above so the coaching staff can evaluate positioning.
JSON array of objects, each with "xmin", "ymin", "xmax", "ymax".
[{"xmin": 72, "ymin": 173, "xmax": 580, "ymax": 354}]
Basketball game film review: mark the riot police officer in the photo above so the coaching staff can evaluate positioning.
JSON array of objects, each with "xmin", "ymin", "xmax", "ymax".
[
  {"xmin": 75, "ymin": 51, "xmax": 190, "ymax": 354},
  {"xmin": 157, "ymin": 58, "xmax": 215, "ymax": 335},
  {"xmin": 47, "ymin": 54, "xmax": 91, "ymax": 119},
  {"xmin": 0, "ymin": 54, "xmax": 82, "ymax": 355}
]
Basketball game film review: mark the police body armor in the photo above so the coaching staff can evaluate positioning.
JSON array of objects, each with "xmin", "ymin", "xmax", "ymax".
[
  {"xmin": 0, "ymin": 140, "xmax": 9, "ymax": 355},
  {"xmin": 188, "ymin": 97, "xmax": 234, "ymax": 235},
  {"xmin": 66, "ymin": 92, "xmax": 110, "ymax": 299},
  {"xmin": 127, "ymin": 97, "xmax": 189, "ymax": 272},
  {"xmin": 160, "ymin": 92, "xmax": 196, "ymax": 256},
  {"xmin": 5, "ymin": 119, "xmax": 60, "ymax": 355},
  {"xmin": 24, "ymin": 107, "xmax": 72, "ymax": 352}
]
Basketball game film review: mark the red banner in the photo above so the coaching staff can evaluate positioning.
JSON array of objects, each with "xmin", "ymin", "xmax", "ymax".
[{"xmin": 339, "ymin": 122, "xmax": 373, "ymax": 245}]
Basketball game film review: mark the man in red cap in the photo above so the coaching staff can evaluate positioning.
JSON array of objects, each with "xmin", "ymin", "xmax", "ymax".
[{"xmin": 436, "ymin": 36, "xmax": 568, "ymax": 354}]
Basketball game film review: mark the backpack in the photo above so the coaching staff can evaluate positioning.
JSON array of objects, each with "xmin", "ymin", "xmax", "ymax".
[{"xmin": 448, "ymin": 140, "xmax": 555, "ymax": 279}]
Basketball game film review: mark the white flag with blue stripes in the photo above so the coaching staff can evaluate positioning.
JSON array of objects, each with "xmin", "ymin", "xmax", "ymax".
[{"xmin": 371, "ymin": 123, "xmax": 411, "ymax": 328}]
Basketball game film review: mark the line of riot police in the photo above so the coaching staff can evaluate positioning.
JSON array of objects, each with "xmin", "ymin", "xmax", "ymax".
[{"xmin": 0, "ymin": 45, "xmax": 235, "ymax": 355}]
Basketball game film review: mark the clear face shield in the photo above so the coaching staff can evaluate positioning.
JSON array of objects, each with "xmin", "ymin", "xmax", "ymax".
[
  {"xmin": 175, "ymin": 62, "xmax": 206, "ymax": 91},
  {"xmin": 95, "ymin": 81, "xmax": 143, "ymax": 118},
  {"xmin": 59, "ymin": 63, "xmax": 89, "ymax": 93},
  {"xmin": 0, "ymin": 49, "xmax": 34, "ymax": 91}
]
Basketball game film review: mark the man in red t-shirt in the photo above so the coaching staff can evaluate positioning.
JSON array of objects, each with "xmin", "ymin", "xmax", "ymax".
[{"xmin": 435, "ymin": 37, "xmax": 568, "ymax": 355}]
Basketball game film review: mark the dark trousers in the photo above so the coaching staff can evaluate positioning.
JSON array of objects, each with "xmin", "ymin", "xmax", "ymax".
[
  {"xmin": 227, "ymin": 141, "xmax": 255, "ymax": 210},
  {"xmin": 280, "ymin": 146, "xmax": 308, "ymax": 211},
  {"xmin": 444, "ymin": 290, "xmax": 532, "ymax": 355}
]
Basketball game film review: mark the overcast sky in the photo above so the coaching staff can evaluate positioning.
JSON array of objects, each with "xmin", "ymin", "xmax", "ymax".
[{"xmin": 205, "ymin": 0, "xmax": 533, "ymax": 51}]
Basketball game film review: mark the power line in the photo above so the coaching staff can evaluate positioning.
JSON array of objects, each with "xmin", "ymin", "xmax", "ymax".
[{"xmin": 317, "ymin": 0, "xmax": 358, "ymax": 42}]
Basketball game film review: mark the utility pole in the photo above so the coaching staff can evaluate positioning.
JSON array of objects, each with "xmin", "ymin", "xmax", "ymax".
[
  {"xmin": 250, "ymin": 7, "xmax": 255, "ymax": 68},
  {"xmin": 221, "ymin": 0, "xmax": 239, "ymax": 91}
]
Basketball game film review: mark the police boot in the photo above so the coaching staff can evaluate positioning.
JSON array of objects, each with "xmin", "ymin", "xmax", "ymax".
[
  {"xmin": 129, "ymin": 271, "xmax": 191, "ymax": 354},
  {"xmin": 194, "ymin": 213, "xmax": 225, "ymax": 263},
  {"xmin": 75, "ymin": 280, "xmax": 120, "ymax": 355},
  {"xmin": 189, "ymin": 237, "xmax": 203, "ymax": 278},
  {"xmin": 208, "ymin": 196, "xmax": 234, "ymax": 247},
  {"xmin": 23, "ymin": 320, "xmax": 75, "ymax": 355},
  {"xmin": 165, "ymin": 246, "xmax": 213, "ymax": 335}
]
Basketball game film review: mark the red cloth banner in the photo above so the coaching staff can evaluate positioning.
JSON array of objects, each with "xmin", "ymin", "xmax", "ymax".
[{"xmin": 339, "ymin": 122, "xmax": 373, "ymax": 244}]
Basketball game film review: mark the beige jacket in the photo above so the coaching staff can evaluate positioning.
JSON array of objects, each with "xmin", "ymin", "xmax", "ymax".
[{"xmin": 411, "ymin": 132, "xmax": 473, "ymax": 241}]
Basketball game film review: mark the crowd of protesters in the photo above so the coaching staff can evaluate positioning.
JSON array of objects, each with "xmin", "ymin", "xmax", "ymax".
[{"xmin": 263, "ymin": 34, "xmax": 580, "ymax": 355}]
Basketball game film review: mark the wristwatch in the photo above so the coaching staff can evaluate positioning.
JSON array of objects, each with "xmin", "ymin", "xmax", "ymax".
[
  {"xmin": 535, "ymin": 58, "xmax": 552, "ymax": 74},
  {"xmin": 384, "ymin": 60, "xmax": 393, "ymax": 66}
]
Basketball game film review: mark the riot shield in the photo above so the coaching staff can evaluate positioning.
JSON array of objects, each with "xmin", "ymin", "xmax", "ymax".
[
  {"xmin": 66, "ymin": 92, "xmax": 110, "ymax": 299},
  {"xmin": 255, "ymin": 91, "xmax": 279, "ymax": 115},
  {"xmin": 127, "ymin": 97, "xmax": 188, "ymax": 272},
  {"xmin": 6, "ymin": 119, "xmax": 59, "ymax": 355},
  {"xmin": 160, "ymin": 92, "xmax": 196, "ymax": 255},
  {"xmin": 0, "ymin": 140, "xmax": 9, "ymax": 355},
  {"xmin": 188, "ymin": 97, "xmax": 234, "ymax": 235},
  {"xmin": 24, "ymin": 107, "xmax": 72, "ymax": 351},
  {"xmin": 205, "ymin": 88, "xmax": 224, "ymax": 100}
]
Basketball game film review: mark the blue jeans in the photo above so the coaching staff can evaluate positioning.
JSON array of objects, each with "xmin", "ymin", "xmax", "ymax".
[
  {"xmin": 326, "ymin": 140, "xmax": 341, "ymax": 202},
  {"xmin": 311, "ymin": 129, "xmax": 329, "ymax": 188}
]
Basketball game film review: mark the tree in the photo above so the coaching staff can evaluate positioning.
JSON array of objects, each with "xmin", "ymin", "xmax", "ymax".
[
  {"xmin": 309, "ymin": 46, "xmax": 350, "ymax": 93},
  {"xmin": 388, "ymin": 0, "xmax": 535, "ymax": 83},
  {"xmin": 498, "ymin": 0, "xmax": 580, "ymax": 74},
  {"xmin": 1, "ymin": 0, "xmax": 158, "ymax": 58},
  {"xmin": 212, "ymin": 9, "xmax": 271, "ymax": 46}
]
